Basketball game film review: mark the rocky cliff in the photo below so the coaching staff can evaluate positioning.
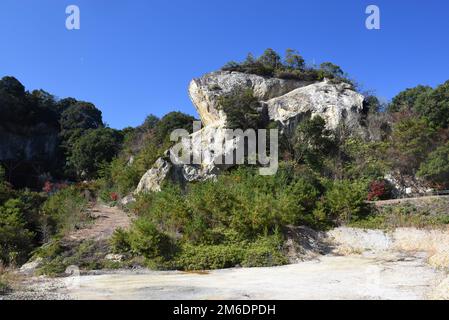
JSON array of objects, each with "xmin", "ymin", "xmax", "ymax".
[{"xmin": 134, "ymin": 71, "xmax": 366, "ymax": 194}]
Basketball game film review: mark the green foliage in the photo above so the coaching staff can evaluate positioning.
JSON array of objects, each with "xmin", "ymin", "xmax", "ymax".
[
  {"xmin": 284, "ymin": 49, "xmax": 305, "ymax": 71},
  {"xmin": 0, "ymin": 77, "xmax": 59, "ymax": 128},
  {"xmin": 349, "ymin": 202, "xmax": 449, "ymax": 230},
  {"xmin": 319, "ymin": 62, "xmax": 344, "ymax": 79},
  {"xmin": 69, "ymin": 128, "xmax": 123, "ymax": 179},
  {"xmin": 154, "ymin": 111, "xmax": 196, "ymax": 144},
  {"xmin": 388, "ymin": 85, "xmax": 433, "ymax": 113},
  {"xmin": 172, "ymin": 243, "xmax": 244, "ymax": 270},
  {"xmin": 125, "ymin": 219, "xmax": 174, "ymax": 259},
  {"xmin": 241, "ymin": 235, "xmax": 288, "ymax": 267},
  {"xmin": 222, "ymin": 49, "xmax": 351, "ymax": 85},
  {"xmin": 0, "ymin": 199, "xmax": 35, "ymax": 265},
  {"xmin": 388, "ymin": 117, "xmax": 437, "ymax": 175},
  {"xmin": 59, "ymin": 101, "xmax": 103, "ymax": 141},
  {"xmin": 294, "ymin": 116, "xmax": 335, "ymax": 170},
  {"xmin": 112, "ymin": 166, "xmax": 332, "ymax": 270},
  {"xmin": 415, "ymin": 80, "xmax": 449, "ymax": 128},
  {"xmin": 341, "ymin": 138, "xmax": 388, "ymax": 181},
  {"xmin": 35, "ymin": 239, "xmax": 116, "ymax": 276},
  {"xmin": 218, "ymin": 89, "xmax": 266, "ymax": 130},
  {"xmin": 323, "ymin": 179, "xmax": 369, "ymax": 223},
  {"xmin": 41, "ymin": 186, "xmax": 89, "ymax": 236},
  {"xmin": 417, "ymin": 142, "xmax": 449, "ymax": 188}
]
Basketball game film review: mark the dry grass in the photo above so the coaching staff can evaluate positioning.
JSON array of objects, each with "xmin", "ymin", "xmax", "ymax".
[
  {"xmin": 0, "ymin": 264, "xmax": 25, "ymax": 295},
  {"xmin": 393, "ymin": 227, "xmax": 449, "ymax": 269}
]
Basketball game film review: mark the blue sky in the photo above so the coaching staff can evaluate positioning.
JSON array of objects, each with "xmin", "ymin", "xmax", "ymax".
[{"xmin": 1, "ymin": 0, "xmax": 448, "ymax": 129}]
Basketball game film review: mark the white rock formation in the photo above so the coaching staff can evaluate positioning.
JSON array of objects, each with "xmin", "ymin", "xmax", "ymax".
[
  {"xmin": 134, "ymin": 71, "xmax": 366, "ymax": 194},
  {"xmin": 189, "ymin": 71, "xmax": 312, "ymax": 126},
  {"xmin": 265, "ymin": 80, "xmax": 365, "ymax": 133}
]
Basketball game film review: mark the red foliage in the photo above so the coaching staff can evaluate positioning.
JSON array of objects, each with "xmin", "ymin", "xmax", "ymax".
[
  {"xmin": 42, "ymin": 181, "xmax": 69, "ymax": 194},
  {"xmin": 368, "ymin": 180, "xmax": 389, "ymax": 201},
  {"xmin": 43, "ymin": 181, "xmax": 53, "ymax": 193},
  {"xmin": 110, "ymin": 192, "xmax": 119, "ymax": 202}
]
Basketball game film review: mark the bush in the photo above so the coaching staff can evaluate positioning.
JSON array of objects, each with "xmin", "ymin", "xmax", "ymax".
[
  {"xmin": 324, "ymin": 179, "xmax": 369, "ymax": 223},
  {"xmin": 222, "ymin": 49, "xmax": 352, "ymax": 85},
  {"xmin": 218, "ymin": 89, "xmax": 266, "ymax": 130},
  {"xmin": 111, "ymin": 165, "xmax": 332, "ymax": 271},
  {"xmin": 242, "ymin": 235, "xmax": 288, "ymax": 267},
  {"xmin": 367, "ymin": 180, "xmax": 392, "ymax": 201},
  {"xmin": 417, "ymin": 142, "xmax": 449, "ymax": 188},
  {"xmin": 41, "ymin": 186, "xmax": 89, "ymax": 236},
  {"xmin": 0, "ymin": 199, "xmax": 35, "ymax": 265},
  {"xmin": 173, "ymin": 243, "xmax": 244, "ymax": 270},
  {"xmin": 126, "ymin": 219, "xmax": 174, "ymax": 259}
]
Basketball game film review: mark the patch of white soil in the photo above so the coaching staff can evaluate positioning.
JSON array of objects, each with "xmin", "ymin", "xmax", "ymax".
[{"xmin": 11, "ymin": 227, "xmax": 449, "ymax": 300}]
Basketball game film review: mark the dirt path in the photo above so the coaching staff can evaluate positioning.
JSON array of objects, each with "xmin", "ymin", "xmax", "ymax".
[{"xmin": 67, "ymin": 204, "xmax": 132, "ymax": 242}]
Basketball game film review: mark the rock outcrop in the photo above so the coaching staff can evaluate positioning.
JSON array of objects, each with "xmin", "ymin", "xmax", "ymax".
[
  {"xmin": 134, "ymin": 71, "xmax": 366, "ymax": 194},
  {"xmin": 189, "ymin": 71, "xmax": 312, "ymax": 126}
]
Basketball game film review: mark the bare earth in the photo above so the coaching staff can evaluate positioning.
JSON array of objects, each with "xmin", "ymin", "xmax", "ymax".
[
  {"xmin": 8, "ymin": 226, "xmax": 447, "ymax": 300},
  {"xmin": 46, "ymin": 252, "xmax": 442, "ymax": 300},
  {"xmin": 67, "ymin": 204, "xmax": 131, "ymax": 242}
]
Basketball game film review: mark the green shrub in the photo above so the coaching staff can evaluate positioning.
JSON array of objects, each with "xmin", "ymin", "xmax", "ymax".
[
  {"xmin": 0, "ymin": 199, "xmax": 35, "ymax": 265},
  {"xmin": 126, "ymin": 219, "xmax": 174, "ymax": 259},
  {"xmin": 0, "ymin": 279, "xmax": 10, "ymax": 295},
  {"xmin": 417, "ymin": 142, "xmax": 449, "ymax": 188},
  {"xmin": 41, "ymin": 186, "xmax": 89, "ymax": 236},
  {"xmin": 242, "ymin": 235, "xmax": 288, "ymax": 267},
  {"xmin": 110, "ymin": 228, "xmax": 131, "ymax": 253},
  {"xmin": 324, "ymin": 179, "xmax": 369, "ymax": 223},
  {"xmin": 173, "ymin": 243, "xmax": 244, "ymax": 270}
]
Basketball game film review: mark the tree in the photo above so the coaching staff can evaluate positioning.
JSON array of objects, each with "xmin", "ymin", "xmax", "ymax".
[
  {"xmin": 59, "ymin": 101, "xmax": 104, "ymax": 140},
  {"xmin": 0, "ymin": 76, "xmax": 25, "ymax": 97},
  {"xmin": 0, "ymin": 199, "xmax": 35, "ymax": 265},
  {"xmin": 294, "ymin": 116, "xmax": 335, "ymax": 170},
  {"xmin": 284, "ymin": 49, "xmax": 305, "ymax": 71},
  {"xmin": 258, "ymin": 48, "xmax": 282, "ymax": 71},
  {"xmin": 69, "ymin": 128, "xmax": 123, "ymax": 179},
  {"xmin": 218, "ymin": 89, "xmax": 265, "ymax": 130},
  {"xmin": 319, "ymin": 62, "xmax": 344, "ymax": 79},
  {"xmin": 142, "ymin": 114, "xmax": 160, "ymax": 131},
  {"xmin": 415, "ymin": 80, "xmax": 449, "ymax": 128},
  {"xmin": 417, "ymin": 142, "xmax": 449, "ymax": 188},
  {"xmin": 154, "ymin": 111, "xmax": 196, "ymax": 143},
  {"xmin": 388, "ymin": 117, "xmax": 437, "ymax": 175},
  {"xmin": 388, "ymin": 85, "xmax": 433, "ymax": 113}
]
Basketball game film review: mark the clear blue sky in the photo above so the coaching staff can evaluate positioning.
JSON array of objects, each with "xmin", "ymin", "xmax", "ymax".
[{"xmin": 1, "ymin": 0, "xmax": 448, "ymax": 129}]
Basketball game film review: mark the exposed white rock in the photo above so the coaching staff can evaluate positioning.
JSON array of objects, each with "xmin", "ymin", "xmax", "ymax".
[
  {"xmin": 135, "ymin": 72, "xmax": 367, "ymax": 194},
  {"xmin": 135, "ymin": 157, "xmax": 172, "ymax": 193},
  {"xmin": 189, "ymin": 71, "xmax": 311, "ymax": 126},
  {"xmin": 265, "ymin": 79, "xmax": 365, "ymax": 134},
  {"xmin": 19, "ymin": 257, "xmax": 43, "ymax": 275}
]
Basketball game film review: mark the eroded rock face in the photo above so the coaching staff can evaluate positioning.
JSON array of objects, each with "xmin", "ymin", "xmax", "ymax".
[
  {"xmin": 265, "ymin": 80, "xmax": 365, "ymax": 135},
  {"xmin": 135, "ymin": 72, "xmax": 367, "ymax": 194},
  {"xmin": 189, "ymin": 71, "xmax": 312, "ymax": 126}
]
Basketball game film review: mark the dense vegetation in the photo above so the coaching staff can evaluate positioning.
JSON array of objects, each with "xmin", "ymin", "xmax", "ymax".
[
  {"xmin": 222, "ymin": 48, "xmax": 354, "ymax": 87},
  {"xmin": 1, "ymin": 49, "xmax": 449, "ymax": 274}
]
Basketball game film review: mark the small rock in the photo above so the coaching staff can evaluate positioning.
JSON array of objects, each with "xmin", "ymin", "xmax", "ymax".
[
  {"xmin": 105, "ymin": 254, "xmax": 124, "ymax": 262},
  {"xmin": 19, "ymin": 257, "xmax": 43, "ymax": 275}
]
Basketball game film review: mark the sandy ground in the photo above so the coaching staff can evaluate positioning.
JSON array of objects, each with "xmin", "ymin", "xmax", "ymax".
[
  {"xmin": 5, "ymin": 227, "xmax": 448, "ymax": 300},
  {"xmin": 67, "ymin": 204, "xmax": 131, "ymax": 242},
  {"xmin": 51, "ymin": 252, "xmax": 443, "ymax": 300}
]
